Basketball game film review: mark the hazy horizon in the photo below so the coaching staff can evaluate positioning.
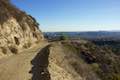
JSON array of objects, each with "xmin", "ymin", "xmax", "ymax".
[
  {"xmin": 11, "ymin": 0, "xmax": 120, "ymax": 32},
  {"xmin": 43, "ymin": 30, "xmax": 120, "ymax": 33}
]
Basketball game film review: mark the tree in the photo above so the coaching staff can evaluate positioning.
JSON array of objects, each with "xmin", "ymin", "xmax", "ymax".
[{"xmin": 60, "ymin": 33, "xmax": 69, "ymax": 40}]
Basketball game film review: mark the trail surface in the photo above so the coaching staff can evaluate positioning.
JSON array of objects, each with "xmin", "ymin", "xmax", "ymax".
[{"xmin": 0, "ymin": 42, "xmax": 49, "ymax": 80}]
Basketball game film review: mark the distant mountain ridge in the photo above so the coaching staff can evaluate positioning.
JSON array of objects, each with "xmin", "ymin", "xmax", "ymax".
[{"xmin": 44, "ymin": 31, "xmax": 120, "ymax": 40}]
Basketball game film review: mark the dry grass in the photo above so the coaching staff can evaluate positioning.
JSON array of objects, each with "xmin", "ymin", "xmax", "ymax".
[
  {"xmin": 23, "ymin": 42, "xmax": 32, "ymax": 49},
  {"xmin": 0, "ymin": 47, "xmax": 7, "ymax": 54}
]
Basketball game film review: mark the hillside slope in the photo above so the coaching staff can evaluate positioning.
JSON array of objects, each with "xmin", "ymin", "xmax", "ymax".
[
  {"xmin": 60, "ymin": 41, "xmax": 120, "ymax": 80},
  {"xmin": 0, "ymin": 0, "xmax": 44, "ymax": 58},
  {"xmin": 48, "ymin": 42, "xmax": 100, "ymax": 80}
]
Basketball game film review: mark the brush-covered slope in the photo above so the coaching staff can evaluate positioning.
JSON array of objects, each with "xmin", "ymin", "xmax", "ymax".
[
  {"xmin": 48, "ymin": 42, "xmax": 100, "ymax": 80},
  {"xmin": 47, "ymin": 41, "xmax": 120, "ymax": 80},
  {"xmin": 0, "ymin": 0, "xmax": 44, "ymax": 57}
]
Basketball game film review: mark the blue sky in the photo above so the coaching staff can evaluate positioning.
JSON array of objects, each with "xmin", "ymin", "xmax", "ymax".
[{"xmin": 11, "ymin": 0, "xmax": 120, "ymax": 32}]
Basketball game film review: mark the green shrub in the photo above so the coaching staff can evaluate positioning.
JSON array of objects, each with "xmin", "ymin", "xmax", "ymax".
[
  {"xmin": 60, "ymin": 33, "xmax": 69, "ymax": 40},
  {"xmin": 91, "ymin": 63, "xmax": 99, "ymax": 71}
]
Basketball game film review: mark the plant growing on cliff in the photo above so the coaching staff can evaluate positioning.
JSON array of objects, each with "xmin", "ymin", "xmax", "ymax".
[{"xmin": 9, "ymin": 46, "xmax": 18, "ymax": 54}]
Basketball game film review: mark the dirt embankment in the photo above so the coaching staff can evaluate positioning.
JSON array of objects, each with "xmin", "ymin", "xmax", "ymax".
[{"xmin": 0, "ymin": 41, "xmax": 101, "ymax": 80}]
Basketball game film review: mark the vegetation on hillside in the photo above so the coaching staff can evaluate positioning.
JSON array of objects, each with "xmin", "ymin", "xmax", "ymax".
[{"xmin": 62, "ymin": 40, "xmax": 120, "ymax": 80}]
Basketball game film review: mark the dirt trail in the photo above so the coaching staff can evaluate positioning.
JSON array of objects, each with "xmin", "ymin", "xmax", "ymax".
[{"xmin": 0, "ymin": 42, "xmax": 49, "ymax": 80}]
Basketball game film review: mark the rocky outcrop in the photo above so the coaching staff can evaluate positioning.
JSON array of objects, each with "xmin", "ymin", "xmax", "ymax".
[{"xmin": 0, "ymin": 0, "xmax": 44, "ymax": 58}]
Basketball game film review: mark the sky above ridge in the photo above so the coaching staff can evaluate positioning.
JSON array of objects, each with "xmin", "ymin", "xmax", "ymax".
[{"xmin": 11, "ymin": 0, "xmax": 120, "ymax": 32}]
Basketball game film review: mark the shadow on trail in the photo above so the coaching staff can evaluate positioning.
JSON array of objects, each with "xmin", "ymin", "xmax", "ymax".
[{"xmin": 29, "ymin": 45, "xmax": 51, "ymax": 80}]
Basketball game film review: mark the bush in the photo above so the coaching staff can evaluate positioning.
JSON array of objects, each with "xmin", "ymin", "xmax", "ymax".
[
  {"xmin": 9, "ymin": 46, "xmax": 18, "ymax": 54},
  {"xmin": 0, "ymin": 47, "xmax": 7, "ymax": 54},
  {"xmin": 60, "ymin": 33, "xmax": 69, "ymax": 40},
  {"xmin": 23, "ymin": 42, "xmax": 31, "ymax": 49}
]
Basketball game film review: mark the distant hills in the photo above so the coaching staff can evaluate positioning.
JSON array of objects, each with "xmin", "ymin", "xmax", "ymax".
[{"xmin": 44, "ymin": 31, "xmax": 120, "ymax": 41}]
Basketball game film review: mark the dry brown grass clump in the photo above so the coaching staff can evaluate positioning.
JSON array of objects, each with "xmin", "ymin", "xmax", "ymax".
[
  {"xmin": 8, "ymin": 46, "xmax": 18, "ymax": 54},
  {"xmin": 0, "ymin": 47, "xmax": 7, "ymax": 54},
  {"xmin": 23, "ymin": 42, "xmax": 32, "ymax": 49}
]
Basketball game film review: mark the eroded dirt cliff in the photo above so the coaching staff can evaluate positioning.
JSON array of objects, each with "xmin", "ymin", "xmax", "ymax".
[{"xmin": 0, "ymin": 0, "xmax": 44, "ymax": 58}]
